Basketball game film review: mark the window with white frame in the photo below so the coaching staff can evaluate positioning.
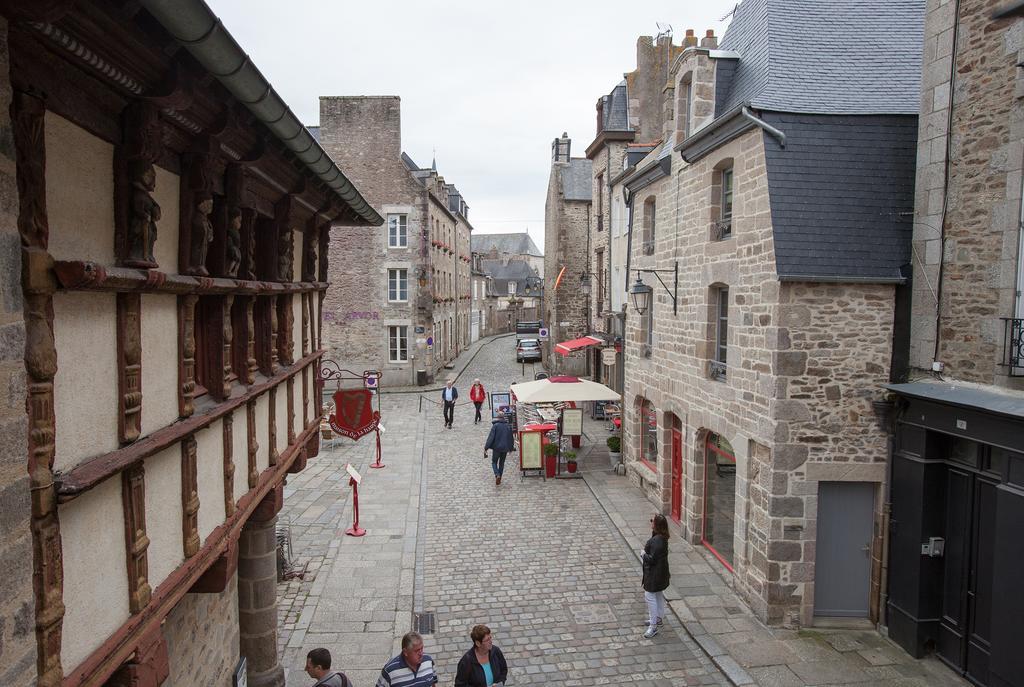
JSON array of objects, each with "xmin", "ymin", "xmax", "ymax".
[
  {"xmin": 388, "ymin": 268, "xmax": 408, "ymax": 302},
  {"xmin": 710, "ymin": 286, "xmax": 729, "ymax": 380},
  {"xmin": 388, "ymin": 325, "xmax": 408, "ymax": 362},
  {"xmin": 387, "ymin": 214, "xmax": 408, "ymax": 248}
]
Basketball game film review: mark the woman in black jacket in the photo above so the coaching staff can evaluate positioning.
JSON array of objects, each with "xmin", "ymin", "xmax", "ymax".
[
  {"xmin": 454, "ymin": 624, "xmax": 508, "ymax": 686},
  {"xmin": 641, "ymin": 513, "xmax": 671, "ymax": 638}
]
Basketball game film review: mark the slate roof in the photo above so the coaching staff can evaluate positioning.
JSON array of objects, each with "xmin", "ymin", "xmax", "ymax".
[
  {"xmin": 718, "ymin": 0, "xmax": 924, "ymax": 115},
  {"xmin": 602, "ymin": 80, "xmax": 631, "ymax": 131},
  {"xmin": 401, "ymin": 152, "xmax": 419, "ymax": 171},
  {"xmin": 479, "ymin": 259, "xmax": 540, "ymax": 296},
  {"xmin": 472, "ymin": 233, "xmax": 543, "ymax": 257},
  {"xmin": 561, "ymin": 158, "xmax": 593, "ymax": 202},
  {"xmin": 761, "ymin": 113, "xmax": 917, "ymax": 282},
  {"xmin": 307, "ymin": 125, "xmax": 321, "ymax": 142}
]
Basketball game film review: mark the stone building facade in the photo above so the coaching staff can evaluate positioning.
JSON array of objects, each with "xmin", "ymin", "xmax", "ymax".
[
  {"xmin": 0, "ymin": 3, "xmax": 379, "ymax": 686},
  {"xmin": 884, "ymin": 1, "xmax": 1024, "ymax": 684},
  {"xmin": 616, "ymin": 0, "xmax": 923, "ymax": 631},
  {"xmin": 318, "ymin": 97, "xmax": 472, "ymax": 386},
  {"xmin": 543, "ymin": 134, "xmax": 591, "ymax": 373},
  {"xmin": 471, "ymin": 232, "xmax": 544, "ymax": 278}
]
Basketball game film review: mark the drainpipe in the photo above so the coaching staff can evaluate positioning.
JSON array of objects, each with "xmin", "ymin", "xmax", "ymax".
[{"xmin": 741, "ymin": 106, "xmax": 786, "ymax": 148}]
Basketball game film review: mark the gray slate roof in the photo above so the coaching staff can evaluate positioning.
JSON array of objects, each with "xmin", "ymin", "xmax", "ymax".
[
  {"xmin": 307, "ymin": 125, "xmax": 321, "ymax": 142},
  {"xmin": 602, "ymin": 80, "xmax": 631, "ymax": 131},
  {"xmin": 762, "ymin": 113, "xmax": 917, "ymax": 282},
  {"xmin": 718, "ymin": 0, "xmax": 924, "ymax": 115},
  {"xmin": 479, "ymin": 259, "xmax": 540, "ymax": 296},
  {"xmin": 561, "ymin": 158, "xmax": 593, "ymax": 202},
  {"xmin": 472, "ymin": 233, "xmax": 543, "ymax": 257}
]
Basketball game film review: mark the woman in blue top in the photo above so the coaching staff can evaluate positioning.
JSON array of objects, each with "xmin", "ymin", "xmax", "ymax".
[{"xmin": 454, "ymin": 624, "xmax": 508, "ymax": 687}]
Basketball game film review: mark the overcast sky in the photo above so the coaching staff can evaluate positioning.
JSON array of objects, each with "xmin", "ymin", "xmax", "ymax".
[{"xmin": 206, "ymin": 0, "xmax": 740, "ymax": 248}]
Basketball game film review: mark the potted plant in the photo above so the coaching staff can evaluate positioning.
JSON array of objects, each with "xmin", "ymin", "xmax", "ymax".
[
  {"xmin": 543, "ymin": 442, "xmax": 559, "ymax": 478},
  {"xmin": 564, "ymin": 449, "xmax": 578, "ymax": 474},
  {"xmin": 607, "ymin": 435, "xmax": 622, "ymax": 469}
]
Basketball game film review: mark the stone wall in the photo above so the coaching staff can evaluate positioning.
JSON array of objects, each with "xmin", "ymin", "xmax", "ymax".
[
  {"xmin": 909, "ymin": 0, "xmax": 1024, "ymax": 389},
  {"xmin": 162, "ymin": 575, "xmax": 240, "ymax": 686},
  {"xmin": 0, "ymin": 18, "xmax": 37, "ymax": 686}
]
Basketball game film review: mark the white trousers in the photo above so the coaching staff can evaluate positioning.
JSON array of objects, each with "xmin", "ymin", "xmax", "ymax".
[{"xmin": 644, "ymin": 590, "xmax": 666, "ymax": 625}]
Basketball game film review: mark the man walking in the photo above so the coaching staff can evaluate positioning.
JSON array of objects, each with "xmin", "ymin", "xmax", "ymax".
[
  {"xmin": 305, "ymin": 648, "xmax": 350, "ymax": 686},
  {"xmin": 375, "ymin": 631, "xmax": 438, "ymax": 687},
  {"xmin": 441, "ymin": 380, "xmax": 458, "ymax": 429},
  {"xmin": 484, "ymin": 412, "xmax": 515, "ymax": 486},
  {"xmin": 469, "ymin": 378, "xmax": 486, "ymax": 424}
]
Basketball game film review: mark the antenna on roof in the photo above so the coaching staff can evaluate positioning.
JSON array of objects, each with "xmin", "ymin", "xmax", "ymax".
[
  {"xmin": 655, "ymin": 22, "xmax": 673, "ymax": 40},
  {"xmin": 719, "ymin": 3, "xmax": 738, "ymax": 22}
]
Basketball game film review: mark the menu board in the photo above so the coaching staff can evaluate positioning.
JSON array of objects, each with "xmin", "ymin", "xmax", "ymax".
[
  {"xmin": 519, "ymin": 431, "xmax": 543, "ymax": 470},
  {"xmin": 561, "ymin": 408, "xmax": 583, "ymax": 437},
  {"xmin": 490, "ymin": 392, "xmax": 512, "ymax": 419}
]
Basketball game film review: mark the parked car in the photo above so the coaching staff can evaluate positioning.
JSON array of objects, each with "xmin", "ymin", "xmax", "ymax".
[{"xmin": 516, "ymin": 339, "xmax": 542, "ymax": 362}]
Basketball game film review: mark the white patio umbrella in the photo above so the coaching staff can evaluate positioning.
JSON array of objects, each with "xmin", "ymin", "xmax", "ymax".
[{"xmin": 510, "ymin": 376, "xmax": 621, "ymax": 403}]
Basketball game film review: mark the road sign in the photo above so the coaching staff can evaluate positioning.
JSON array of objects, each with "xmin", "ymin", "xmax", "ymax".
[{"xmin": 538, "ymin": 327, "xmax": 549, "ymax": 340}]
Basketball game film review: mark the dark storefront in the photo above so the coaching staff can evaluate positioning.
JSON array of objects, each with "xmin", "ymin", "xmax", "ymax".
[{"xmin": 886, "ymin": 383, "xmax": 1024, "ymax": 687}]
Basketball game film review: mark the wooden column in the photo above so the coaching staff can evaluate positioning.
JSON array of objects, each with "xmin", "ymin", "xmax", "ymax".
[
  {"xmin": 178, "ymin": 294, "xmax": 198, "ymax": 418},
  {"xmin": 246, "ymin": 399, "xmax": 259, "ymax": 488},
  {"xmin": 116, "ymin": 293, "xmax": 142, "ymax": 444},
  {"xmin": 267, "ymin": 388, "xmax": 278, "ymax": 466},
  {"xmin": 121, "ymin": 463, "xmax": 151, "ymax": 613},
  {"xmin": 14, "ymin": 89, "xmax": 65, "ymax": 687},
  {"xmin": 223, "ymin": 412, "xmax": 235, "ymax": 518},
  {"xmin": 244, "ymin": 296, "xmax": 258, "ymax": 384},
  {"xmin": 276, "ymin": 295, "xmax": 293, "ymax": 367},
  {"xmin": 181, "ymin": 435, "xmax": 200, "ymax": 557},
  {"xmin": 286, "ymin": 376, "xmax": 295, "ymax": 446}
]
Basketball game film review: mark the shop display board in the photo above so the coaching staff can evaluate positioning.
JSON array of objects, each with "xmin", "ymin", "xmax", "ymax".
[
  {"xmin": 490, "ymin": 392, "xmax": 512, "ymax": 419},
  {"xmin": 561, "ymin": 407, "xmax": 583, "ymax": 436},
  {"xmin": 519, "ymin": 430, "xmax": 544, "ymax": 475}
]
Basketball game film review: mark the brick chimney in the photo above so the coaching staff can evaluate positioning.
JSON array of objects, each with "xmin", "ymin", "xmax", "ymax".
[
  {"xmin": 701, "ymin": 30, "xmax": 718, "ymax": 49},
  {"xmin": 551, "ymin": 132, "xmax": 571, "ymax": 164},
  {"xmin": 683, "ymin": 28, "xmax": 698, "ymax": 48}
]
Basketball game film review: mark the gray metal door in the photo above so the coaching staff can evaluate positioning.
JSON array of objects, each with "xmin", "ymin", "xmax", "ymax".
[{"xmin": 814, "ymin": 481, "xmax": 875, "ymax": 617}]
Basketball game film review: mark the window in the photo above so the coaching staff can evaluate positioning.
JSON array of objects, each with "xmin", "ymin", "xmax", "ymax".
[
  {"xmin": 644, "ymin": 303, "xmax": 654, "ymax": 357},
  {"xmin": 718, "ymin": 167, "xmax": 734, "ymax": 239},
  {"xmin": 678, "ymin": 74, "xmax": 693, "ymax": 137},
  {"xmin": 388, "ymin": 268, "xmax": 408, "ymax": 302},
  {"xmin": 388, "ymin": 214, "xmax": 408, "ymax": 248},
  {"xmin": 702, "ymin": 433, "xmax": 736, "ymax": 571},
  {"xmin": 388, "ymin": 325, "xmax": 408, "ymax": 362},
  {"xmin": 711, "ymin": 287, "xmax": 728, "ymax": 380},
  {"xmin": 596, "ymin": 173, "xmax": 604, "ymax": 232},
  {"xmin": 640, "ymin": 400, "xmax": 658, "ymax": 466},
  {"xmin": 643, "ymin": 197, "xmax": 656, "ymax": 255}
]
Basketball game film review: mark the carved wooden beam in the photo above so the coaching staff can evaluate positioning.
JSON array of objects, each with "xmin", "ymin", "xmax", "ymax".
[
  {"xmin": 244, "ymin": 297, "xmax": 258, "ymax": 385},
  {"xmin": 0, "ymin": 0, "xmax": 75, "ymax": 21},
  {"xmin": 121, "ymin": 463, "xmax": 151, "ymax": 613},
  {"xmin": 301, "ymin": 346, "xmax": 309, "ymax": 431},
  {"xmin": 177, "ymin": 295, "xmax": 198, "ymax": 418},
  {"xmin": 53, "ymin": 260, "xmax": 327, "ymax": 295},
  {"xmin": 277, "ymin": 294, "xmax": 294, "ymax": 366},
  {"xmin": 246, "ymin": 400, "xmax": 259, "ymax": 489},
  {"xmin": 181, "ymin": 435, "xmax": 200, "ymax": 557},
  {"xmin": 180, "ymin": 151, "xmax": 214, "ymax": 276},
  {"xmin": 216, "ymin": 295, "xmax": 234, "ymax": 400},
  {"xmin": 317, "ymin": 220, "xmax": 330, "ymax": 283},
  {"xmin": 63, "ymin": 419, "xmax": 319, "ymax": 687},
  {"xmin": 189, "ymin": 538, "xmax": 238, "ymax": 594},
  {"xmin": 286, "ymin": 376, "xmax": 296, "ymax": 446},
  {"xmin": 269, "ymin": 295, "xmax": 279, "ymax": 373},
  {"xmin": 104, "ymin": 627, "xmax": 168, "ymax": 687},
  {"xmin": 274, "ymin": 194, "xmax": 295, "ymax": 282},
  {"xmin": 13, "ymin": 88, "xmax": 65, "ymax": 687},
  {"xmin": 117, "ymin": 293, "xmax": 143, "ymax": 444},
  {"xmin": 115, "ymin": 102, "xmax": 162, "ymax": 269},
  {"xmin": 223, "ymin": 412, "xmax": 235, "ymax": 519},
  {"xmin": 301, "ymin": 292, "xmax": 310, "ymax": 359},
  {"xmin": 268, "ymin": 387, "xmax": 278, "ymax": 466}
]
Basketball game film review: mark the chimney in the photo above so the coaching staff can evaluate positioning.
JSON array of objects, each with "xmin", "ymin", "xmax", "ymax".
[
  {"xmin": 551, "ymin": 132, "xmax": 571, "ymax": 164},
  {"xmin": 683, "ymin": 28, "xmax": 697, "ymax": 48},
  {"xmin": 701, "ymin": 30, "xmax": 717, "ymax": 49}
]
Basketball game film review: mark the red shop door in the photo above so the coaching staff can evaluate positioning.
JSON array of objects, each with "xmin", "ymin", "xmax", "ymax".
[{"xmin": 671, "ymin": 428, "xmax": 683, "ymax": 522}]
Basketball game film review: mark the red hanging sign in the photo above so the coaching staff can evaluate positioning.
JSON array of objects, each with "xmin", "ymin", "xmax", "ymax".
[{"xmin": 329, "ymin": 389, "xmax": 380, "ymax": 440}]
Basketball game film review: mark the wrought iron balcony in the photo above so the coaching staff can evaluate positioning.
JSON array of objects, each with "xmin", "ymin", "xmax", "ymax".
[
  {"xmin": 708, "ymin": 359, "xmax": 727, "ymax": 381},
  {"xmin": 642, "ymin": 240, "xmax": 655, "ymax": 255},
  {"xmin": 712, "ymin": 219, "xmax": 732, "ymax": 241},
  {"xmin": 1001, "ymin": 317, "xmax": 1024, "ymax": 376}
]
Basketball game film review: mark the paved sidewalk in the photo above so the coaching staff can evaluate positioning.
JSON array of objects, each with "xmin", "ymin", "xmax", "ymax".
[
  {"xmin": 380, "ymin": 332, "xmax": 518, "ymax": 393},
  {"xmin": 580, "ymin": 440, "xmax": 970, "ymax": 687}
]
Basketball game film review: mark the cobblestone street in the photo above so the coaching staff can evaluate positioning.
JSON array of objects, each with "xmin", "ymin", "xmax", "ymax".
[{"xmin": 276, "ymin": 335, "xmax": 965, "ymax": 687}]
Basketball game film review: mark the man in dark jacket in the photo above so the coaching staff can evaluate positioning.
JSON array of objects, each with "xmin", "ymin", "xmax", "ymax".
[
  {"xmin": 441, "ymin": 380, "xmax": 458, "ymax": 429},
  {"xmin": 484, "ymin": 413, "xmax": 515, "ymax": 485},
  {"xmin": 305, "ymin": 648, "xmax": 350, "ymax": 687}
]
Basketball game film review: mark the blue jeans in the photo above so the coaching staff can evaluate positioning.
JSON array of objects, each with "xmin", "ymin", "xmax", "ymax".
[{"xmin": 491, "ymin": 451, "xmax": 507, "ymax": 476}]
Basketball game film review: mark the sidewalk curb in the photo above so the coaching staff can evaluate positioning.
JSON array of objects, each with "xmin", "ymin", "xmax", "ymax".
[
  {"xmin": 580, "ymin": 472, "xmax": 755, "ymax": 686},
  {"xmin": 378, "ymin": 333, "xmax": 519, "ymax": 395}
]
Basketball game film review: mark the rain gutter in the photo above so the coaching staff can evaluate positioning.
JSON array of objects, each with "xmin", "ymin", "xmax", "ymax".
[{"xmin": 139, "ymin": 0, "xmax": 382, "ymax": 226}]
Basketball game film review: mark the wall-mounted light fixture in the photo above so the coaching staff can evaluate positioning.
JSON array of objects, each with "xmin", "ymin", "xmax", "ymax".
[{"xmin": 629, "ymin": 261, "xmax": 678, "ymax": 316}]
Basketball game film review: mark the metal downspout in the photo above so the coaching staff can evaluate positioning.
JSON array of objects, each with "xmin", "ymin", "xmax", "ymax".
[
  {"xmin": 138, "ymin": 0, "xmax": 382, "ymax": 226},
  {"xmin": 741, "ymin": 106, "xmax": 786, "ymax": 148}
]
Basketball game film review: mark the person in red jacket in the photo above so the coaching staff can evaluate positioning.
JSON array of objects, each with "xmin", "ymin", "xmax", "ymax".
[{"xmin": 469, "ymin": 379, "xmax": 486, "ymax": 424}]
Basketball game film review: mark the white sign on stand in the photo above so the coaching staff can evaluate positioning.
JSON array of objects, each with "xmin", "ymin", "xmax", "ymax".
[{"xmin": 346, "ymin": 463, "xmax": 362, "ymax": 485}]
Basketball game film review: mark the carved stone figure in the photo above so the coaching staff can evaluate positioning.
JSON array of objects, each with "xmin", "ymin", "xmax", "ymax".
[
  {"xmin": 126, "ymin": 161, "xmax": 160, "ymax": 267},
  {"xmin": 226, "ymin": 208, "xmax": 242, "ymax": 278},
  {"xmin": 186, "ymin": 196, "xmax": 214, "ymax": 276}
]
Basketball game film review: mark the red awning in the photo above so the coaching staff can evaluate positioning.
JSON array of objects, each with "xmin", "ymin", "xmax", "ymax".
[{"xmin": 554, "ymin": 336, "xmax": 604, "ymax": 356}]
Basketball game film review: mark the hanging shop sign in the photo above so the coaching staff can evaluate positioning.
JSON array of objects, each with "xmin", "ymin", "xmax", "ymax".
[
  {"xmin": 602, "ymin": 348, "xmax": 617, "ymax": 366},
  {"xmin": 329, "ymin": 388, "xmax": 381, "ymax": 439}
]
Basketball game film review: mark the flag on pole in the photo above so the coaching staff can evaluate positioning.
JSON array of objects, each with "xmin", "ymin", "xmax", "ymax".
[{"xmin": 553, "ymin": 265, "xmax": 566, "ymax": 289}]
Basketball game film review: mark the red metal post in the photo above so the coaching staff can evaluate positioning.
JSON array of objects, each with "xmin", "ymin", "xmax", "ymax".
[{"xmin": 345, "ymin": 476, "xmax": 366, "ymax": 537}]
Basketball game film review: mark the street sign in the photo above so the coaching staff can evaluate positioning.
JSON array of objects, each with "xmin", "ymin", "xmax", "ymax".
[
  {"xmin": 538, "ymin": 327, "xmax": 549, "ymax": 340},
  {"xmin": 602, "ymin": 348, "xmax": 617, "ymax": 366},
  {"xmin": 426, "ymin": 336, "xmax": 434, "ymax": 346}
]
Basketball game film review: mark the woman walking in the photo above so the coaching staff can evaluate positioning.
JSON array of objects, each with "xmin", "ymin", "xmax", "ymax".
[
  {"xmin": 469, "ymin": 379, "xmax": 486, "ymax": 424},
  {"xmin": 641, "ymin": 513, "xmax": 671, "ymax": 638},
  {"xmin": 454, "ymin": 624, "xmax": 508, "ymax": 687}
]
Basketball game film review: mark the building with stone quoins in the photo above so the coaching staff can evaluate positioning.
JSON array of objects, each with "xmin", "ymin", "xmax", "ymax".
[
  {"xmin": 544, "ymin": 134, "xmax": 591, "ymax": 373},
  {"xmin": 883, "ymin": 1, "xmax": 1024, "ymax": 685},
  {"xmin": 471, "ymin": 231, "xmax": 544, "ymax": 279},
  {"xmin": 316, "ymin": 97, "xmax": 473, "ymax": 387},
  {"xmin": 0, "ymin": 3, "xmax": 380, "ymax": 685},
  {"xmin": 615, "ymin": 0, "xmax": 924, "ymax": 633}
]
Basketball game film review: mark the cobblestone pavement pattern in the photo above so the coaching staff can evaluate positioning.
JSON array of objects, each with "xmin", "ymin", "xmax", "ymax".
[{"xmin": 277, "ymin": 334, "xmax": 966, "ymax": 687}]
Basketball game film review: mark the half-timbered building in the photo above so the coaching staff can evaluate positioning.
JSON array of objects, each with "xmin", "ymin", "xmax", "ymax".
[{"xmin": 0, "ymin": 1, "xmax": 380, "ymax": 685}]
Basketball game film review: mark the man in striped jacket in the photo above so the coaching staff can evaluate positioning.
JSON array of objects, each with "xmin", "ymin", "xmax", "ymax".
[{"xmin": 375, "ymin": 632, "xmax": 438, "ymax": 687}]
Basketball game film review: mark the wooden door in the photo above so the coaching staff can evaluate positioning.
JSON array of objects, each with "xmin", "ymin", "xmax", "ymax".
[{"xmin": 671, "ymin": 428, "xmax": 683, "ymax": 522}]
